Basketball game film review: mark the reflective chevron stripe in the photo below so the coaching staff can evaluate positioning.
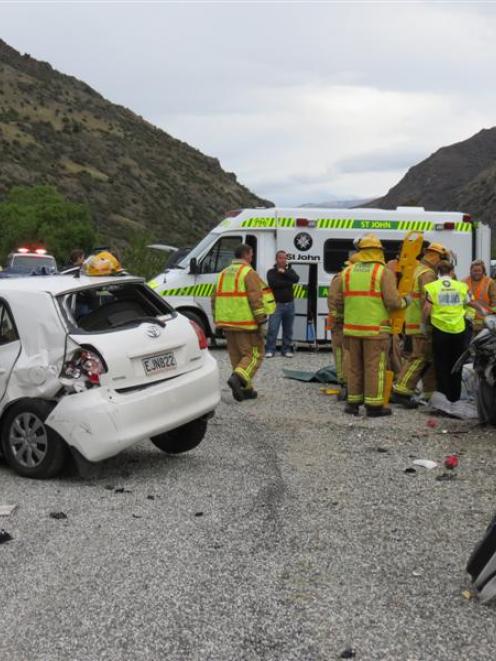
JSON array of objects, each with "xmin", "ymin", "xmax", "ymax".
[
  {"xmin": 293, "ymin": 284, "xmax": 308, "ymax": 299},
  {"xmin": 315, "ymin": 219, "xmax": 472, "ymax": 232},
  {"xmin": 159, "ymin": 284, "xmax": 215, "ymax": 297}
]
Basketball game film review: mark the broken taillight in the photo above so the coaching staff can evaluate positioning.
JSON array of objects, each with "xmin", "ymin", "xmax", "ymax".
[
  {"xmin": 189, "ymin": 320, "xmax": 208, "ymax": 350},
  {"xmin": 62, "ymin": 348, "xmax": 106, "ymax": 386}
]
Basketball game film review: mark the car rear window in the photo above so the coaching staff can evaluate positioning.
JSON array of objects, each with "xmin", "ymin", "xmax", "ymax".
[
  {"xmin": 11, "ymin": 255, "xmax": 57, "ymax": 273},
  {"xmin": 57, "ymin": 282, "xmax": 176, "ymax": 332}
]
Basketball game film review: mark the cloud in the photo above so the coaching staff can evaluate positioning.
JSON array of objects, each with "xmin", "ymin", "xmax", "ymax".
[{"xmin": 2, "ymin": 2, "xmax": 496, "ymax": 205}]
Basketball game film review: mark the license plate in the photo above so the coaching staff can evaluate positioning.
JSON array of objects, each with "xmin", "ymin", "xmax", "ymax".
[{"xmin": 142, "ymin": 351, "xmax": 177, "ymax": 375}]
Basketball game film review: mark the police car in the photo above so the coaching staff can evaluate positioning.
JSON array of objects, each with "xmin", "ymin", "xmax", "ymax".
[
  {"xmin": 149, "ymin": 206, "xmax": 491, "ymax": 343},
  {"xmin": 0, "ymin": 247, "xmax": 57, "ymax": 278}
]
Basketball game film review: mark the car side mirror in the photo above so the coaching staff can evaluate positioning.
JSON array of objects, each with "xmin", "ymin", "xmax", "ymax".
[{"xmin": 189, "ymin": 257, "xmax": 199, "ymax": 274}]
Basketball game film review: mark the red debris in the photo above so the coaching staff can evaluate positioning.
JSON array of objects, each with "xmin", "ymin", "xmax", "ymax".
[
  {"xmin": 444, "ymin": 454, "xmax": 459, "ymax": 470},
  {"xmin": 427, "ymin": 418, "xmax": 438, "ymax": 428}
]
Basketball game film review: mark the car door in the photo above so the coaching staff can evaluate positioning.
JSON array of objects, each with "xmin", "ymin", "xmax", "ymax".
[{"xmin": 0, "ymin": 300, "xmax": 21, "ymax": 402}]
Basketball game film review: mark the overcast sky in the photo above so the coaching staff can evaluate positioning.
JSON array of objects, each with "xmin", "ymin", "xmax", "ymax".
[{"xmin": 2, "ymin": 1, "xmax": 496, "ymax": 205}]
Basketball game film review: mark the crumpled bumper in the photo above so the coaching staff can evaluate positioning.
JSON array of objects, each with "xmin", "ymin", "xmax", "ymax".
[{"xmin": 46, "ymin": 353, "xmax": 220, "ymax": 462}]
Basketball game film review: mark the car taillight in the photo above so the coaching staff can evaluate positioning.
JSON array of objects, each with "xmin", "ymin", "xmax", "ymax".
[
  {"xmin": 63, "ymin": 348, "xmax": 106, "ymax": 385},
  {"xmin": 189, "ymin": 320, "xmax": 208, "ymax": 350}
]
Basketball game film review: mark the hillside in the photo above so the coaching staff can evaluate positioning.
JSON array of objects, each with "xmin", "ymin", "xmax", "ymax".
[
  {"xmin": 369, "ymin": 128, "xmax": 496, "ymax": 227},
  {"xmin": 0, "ymin": 39, "xmax": 271, "ymax": 248}
]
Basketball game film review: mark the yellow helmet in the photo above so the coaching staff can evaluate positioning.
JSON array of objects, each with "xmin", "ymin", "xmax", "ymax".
[
  {"xmin": 357, "ymin": 233, "xmax": 383, "ymax": 250},
  {"xmin": 349, "ymin": 252, "xmax": 360, "ymax": 263},
  {"xmin": 82, "ymin": 251, "xmax": 123, "ymax": 276},
  {"xmin": 426, "ymin": 242, "xmax": 447, "ymax": 257}
]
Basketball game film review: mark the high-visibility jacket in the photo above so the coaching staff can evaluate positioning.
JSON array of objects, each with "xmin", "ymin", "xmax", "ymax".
[
  {"xmin": 464, "ymin": 276, "xmax": 496, "ymax": 319},
  {"xmin": 404, "ymin": 263, "xmax": 435, "ymax": 335},
  {"xmin": 343, "ymin": 262, "xmax": 391, "ymax": 337},
  {"xmin": 214, "ymin": 262, "xmax": 274, "ymax": 330},
  {"xmin": 424, "ymin": 277, "xmax": 469, "ymax": 334}
]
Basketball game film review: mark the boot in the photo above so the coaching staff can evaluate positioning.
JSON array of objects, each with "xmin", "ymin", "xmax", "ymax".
[
  {"xmin": 366, "ymin": 406, "xmax": 392, "ymax": 417},
  {"xmin": 243, "ymin": 388, "xmax": 258, "ymax": 400},
  {"xmin": 390, "ymin": 391, "xmax": 418, "ymax": 409},
  {"xmin": 227, "ymin": 373, "xmax": 245, "ymax": 402},
  {"xmin": 337, "ymin": 385, "xmax": 348, "ymax": 401},
  {"xmin": 344, "ymin": 403, "xmax": 360, "ymax": 416}
]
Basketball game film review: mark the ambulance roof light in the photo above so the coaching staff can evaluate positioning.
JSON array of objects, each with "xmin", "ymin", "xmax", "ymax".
[
  {"xmin": 35, "ymin": 248, "xmax": 47, "ymax": 255},
  {"xmin": 17, "ymin": 247, "xmax": 29, "ymax": 253}
]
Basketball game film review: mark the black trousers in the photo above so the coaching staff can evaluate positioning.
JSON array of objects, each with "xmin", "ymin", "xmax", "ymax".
[{"xmin": 432, "ymin": 326, "xmax": 466, "ymax": 402}]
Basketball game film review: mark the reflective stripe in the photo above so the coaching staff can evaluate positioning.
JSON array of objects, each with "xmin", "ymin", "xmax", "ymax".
[{"xmin": 344, "ymin": 323, "xmax": 381, "ymax": 331}]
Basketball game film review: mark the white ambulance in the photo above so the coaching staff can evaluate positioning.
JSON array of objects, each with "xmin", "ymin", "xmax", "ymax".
[{"xmin": 149, "ymin": 207, "xmax": 491, "ymax": 343}]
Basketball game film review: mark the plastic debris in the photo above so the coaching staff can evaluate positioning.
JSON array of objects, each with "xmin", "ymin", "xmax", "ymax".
[
  {"xmin": 0, "ymin": 505, "xmax": 17, "ymax": 517},
  {"xmin": 427, "ymin": 418, "xmax": 438, "ymax": 428},
  {"xmin": 0, "ymin": 529, "xmax": 13, "ymax": 544},
  {"xmin": 413, "ymin": 459, "xmax": 438, "ymax": 470},
  {"xmin": 444, "ymin": 454, "xmax": 459, "ymax": 470},
  {"xmin": 404, "ymin": 467, "xmax": 417, "ymax": 475},
  {"xmin": 340, "ymin": 649, "xmax": 356, "ymax": 659},
  {"xmin": 49, "ymin": 511, "xmax": 67, "ymax": 520},
  {"xmin": 462, "ymin": 589, "xmax": 474, "ymax": 600}
]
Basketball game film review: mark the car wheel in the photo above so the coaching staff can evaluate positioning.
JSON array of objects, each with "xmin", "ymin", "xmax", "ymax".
[
  {"xmin": 1, "ymin": 400, "xmax": 68, "ymax": 479},
  {"xmin": 150, "ymin": 416, "xmax": 208, "ymax": 454}
]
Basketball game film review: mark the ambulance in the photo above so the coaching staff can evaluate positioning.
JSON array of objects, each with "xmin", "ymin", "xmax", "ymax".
[{"xmin": 149, "ymin": 207, "xmax": 491, "ymax": 343}]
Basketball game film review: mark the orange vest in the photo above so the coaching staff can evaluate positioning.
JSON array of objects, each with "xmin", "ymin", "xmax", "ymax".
[{"xmin": 465, "ymin": 276, "xmax": 491, "ymax": 315}]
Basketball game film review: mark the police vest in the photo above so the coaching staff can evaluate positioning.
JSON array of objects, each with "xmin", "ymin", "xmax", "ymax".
[
  {"xmin": 343, "ymin": 262, "xmax": 390, "ymax": 337},
  {"xmin": 404, "ymin": 263, "xmax": 434, "ymax": 335},
  {"xmin": 214, "ymin": 262, "xmax": 275, "ymax": 330},
  {"xmin": 424, "ymin": 278, "xmax": 468, "ymax": 334}
]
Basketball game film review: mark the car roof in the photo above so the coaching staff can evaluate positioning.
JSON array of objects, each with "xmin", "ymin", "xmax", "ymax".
[{"xmin": 0, "ymin": 274, "xmax": 144, "ymax": 296}]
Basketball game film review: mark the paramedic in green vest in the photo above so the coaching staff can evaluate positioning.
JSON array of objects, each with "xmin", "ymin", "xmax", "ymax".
[
  {"xmin": 211, "ymin": 243, "xmax": 275, "ymax": 402},
  {"xmin": 335, "ymin": 234, "xmax": 410, "ymax": 417},
  {"xmin": 423, "ymin": 260, "xmax": 473, "ymax": 403},
  {"xmin": 392, "ymin": 242, "xmax": 448, "ymax": 407}
]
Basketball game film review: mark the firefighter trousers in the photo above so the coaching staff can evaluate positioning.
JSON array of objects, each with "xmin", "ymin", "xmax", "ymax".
[
  {"xmin": 331, "ymin": 325, "xmax": 349, "ymax": 384},
  {"xmin": 345, "ymin": 336, "xmax": 389, "ymax": 408},
  {"xmin": 393, "ymin": 334, "xmax": 436, "ymax": 397},
  {"xmin": 224, "ymin": 329, "xmax": 264, "ymax": 388}
]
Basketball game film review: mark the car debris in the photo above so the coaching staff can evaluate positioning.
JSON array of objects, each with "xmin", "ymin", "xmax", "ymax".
[{"xmin": 49, "ymin": 511, "xmax": 68, "ymax": 520}]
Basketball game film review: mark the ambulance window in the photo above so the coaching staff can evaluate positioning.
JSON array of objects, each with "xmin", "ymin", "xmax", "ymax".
[
  {"xmin": 0, "ymin": 302, "xmax": 18, "ymax": 345},
  {"xmin": 200, "ymin": 235, "xmax": 243, "ymax": 273},
  {"xmin": 381, "ymin": 240, "xmax": 403, "ymax": 263},
  {"xmin": 324, "ymin": 239, "xmax": 355, "ymax": 273}
]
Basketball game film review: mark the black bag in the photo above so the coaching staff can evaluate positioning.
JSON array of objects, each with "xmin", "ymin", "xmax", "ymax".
[{"xmin": 467, "ymin": 513, "xmax": 496, "ymax": 603}]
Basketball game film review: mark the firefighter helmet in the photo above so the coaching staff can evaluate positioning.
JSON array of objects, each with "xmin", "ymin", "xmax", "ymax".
[
  {"xmin": 357, "ymin": 233, "xmax": 383, "ymax": 250},
  {"xmin": 82, "ymin": 251, "xmax": 123, "ymax": 276}
]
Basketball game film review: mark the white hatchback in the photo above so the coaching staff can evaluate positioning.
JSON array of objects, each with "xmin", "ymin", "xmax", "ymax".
[{"xmin": 0, "ymin": 274, "xmax": 220, "ymax": 478}]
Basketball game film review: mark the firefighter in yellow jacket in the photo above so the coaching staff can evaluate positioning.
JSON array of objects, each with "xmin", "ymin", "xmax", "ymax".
[
  {"xmin": 335, "ymin": 234, "xmax": 410, "ymax": 417},
  {"xmin": 392, "ymin": 242, "xmax": 447, "ymax": 407},
  {"xmin": 212, "ymin": 243, "xmax": 275, "ymax": 401}
]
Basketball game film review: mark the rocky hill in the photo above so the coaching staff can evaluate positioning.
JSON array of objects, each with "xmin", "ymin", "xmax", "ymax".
[
  {"xmin": 369, "ymin": 128, "xmax": 496, "ymax": 228},
  {"xmin": 0, "ymin": 39, "xmax": 271, "ymax": 248}
]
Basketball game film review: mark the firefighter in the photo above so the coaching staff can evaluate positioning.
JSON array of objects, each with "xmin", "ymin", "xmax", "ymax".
[
  {"xmin": 392, "ymin": 242, "xmax": 447, "ymax": 407},
  {"xmin": 212, "ymin": 243, "xmax": 274, "ymax": 401},
  {"xmin": 327, "ymin": 254, "xmax": 359, "ymax": 395},
  {"xmin": 464, "ymin": 259, "xmax": 496, "ymax": 333},
  {"xmin": 336, "ymin": 234, "xmax": 410, "ymax": 417}
]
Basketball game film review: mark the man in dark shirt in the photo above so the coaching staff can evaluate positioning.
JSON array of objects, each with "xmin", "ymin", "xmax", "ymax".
[{"xmin": 265, "ymin": 250, "xmax": 300, "ymax": 357}]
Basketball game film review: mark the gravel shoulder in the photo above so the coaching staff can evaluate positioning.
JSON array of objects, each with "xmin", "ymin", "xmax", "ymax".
[{"xmin": 1, "ymin": 348, "xmax": 495, "ymax": 660}]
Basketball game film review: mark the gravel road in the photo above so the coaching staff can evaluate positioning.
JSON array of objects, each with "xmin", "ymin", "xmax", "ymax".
[{"xmin": 1, "ymin": 348, "xmax": 495, "ymax": 661}]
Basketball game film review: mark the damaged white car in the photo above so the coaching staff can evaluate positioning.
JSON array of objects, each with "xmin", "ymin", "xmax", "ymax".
[{"xmin": 0, "ymin": 274, "xmax": 220, "ymax": 478}]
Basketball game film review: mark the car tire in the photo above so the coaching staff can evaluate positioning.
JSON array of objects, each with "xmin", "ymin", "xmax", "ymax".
[
  {"xmin": 1, "ymin": 400, "xmax": 68, "ymax": 479},
  {"xmin": 150, "ymin": 416, "xmax": 208, "ymax": 454}
]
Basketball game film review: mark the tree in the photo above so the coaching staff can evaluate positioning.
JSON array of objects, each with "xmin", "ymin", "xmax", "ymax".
[{"xmin": 0, "ymin": 185, "xmax": 96, "ymax": 266}]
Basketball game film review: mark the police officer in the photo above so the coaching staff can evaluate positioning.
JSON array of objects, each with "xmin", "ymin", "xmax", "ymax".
[
  {"xmin": 392, "ymin": 242, "xmax": 447, "ymax": 407},
  {"xmin": 335, "ymin": 234, "xmax": 409, "ymax": 417},
  {"xmin": 212, "ymin": 243, "xmax": 274, "ymax": 401},
  {"xmin": 424, "ymin": 261, "xmax": 471, "ymax": 403}
]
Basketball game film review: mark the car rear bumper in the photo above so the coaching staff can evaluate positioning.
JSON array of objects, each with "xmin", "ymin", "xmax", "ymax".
[{"xmin": 46, "ymin": 353, "xmax": 220, "ymax": 462}]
